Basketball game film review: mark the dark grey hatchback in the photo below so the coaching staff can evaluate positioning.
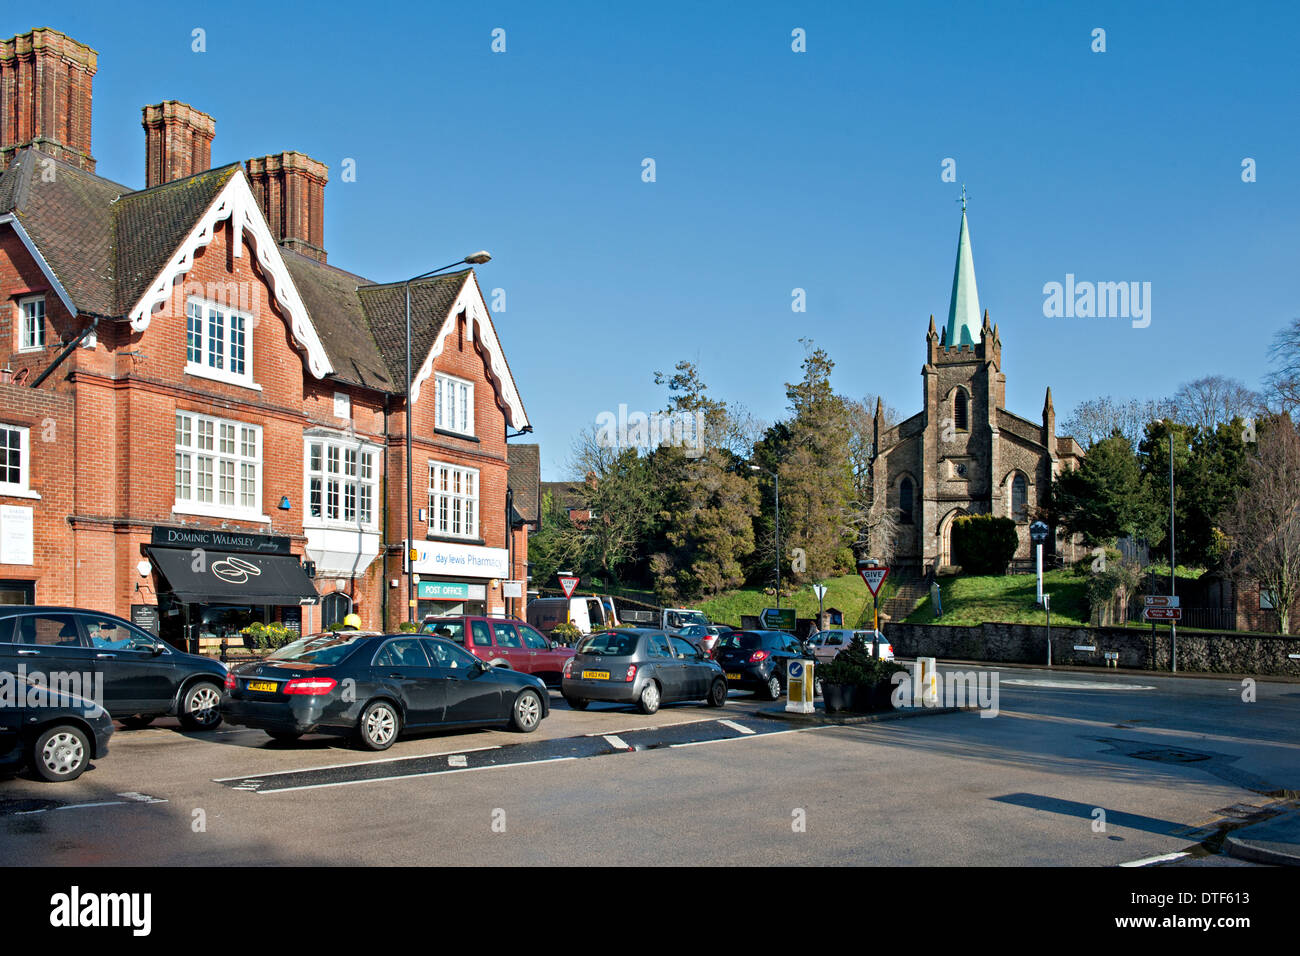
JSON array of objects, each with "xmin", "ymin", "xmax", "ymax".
[
  {"xmin": 0, "ymin": 606, "xmax": 228, "ymax": 731},
  {"xmin": 561, "ymin": 628, "xmax": 728, "ymax": 714}
]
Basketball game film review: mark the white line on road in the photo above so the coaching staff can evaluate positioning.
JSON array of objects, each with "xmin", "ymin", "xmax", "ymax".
[
  {"xmin": 1119, "ymin": 852, "xmax": 1191, "ymax": 867},
  {"xmin": 603, "ymin": 735, "xmax": 631, "ymax": 750},
  {"xmin": 718, "ymin": 719, "xmax": 755, "ymax": 735},
  {"xmin": 15, "ymin": 797, "xmax": 170, "ymax": 815},
  {"xmin": 212, "ymin": 744, "xmax": 503, "ymax": 782},
  {"xmin": 1000, "ymin": 678, "xmax": 1156, "ymax": 691},
  {"xmin": 670, "ymin": 726, "xmax": 830, "ymax": 749},
  {"xmin": 258, "ymin": 756, "xmax": 580, "ymax": 795}
]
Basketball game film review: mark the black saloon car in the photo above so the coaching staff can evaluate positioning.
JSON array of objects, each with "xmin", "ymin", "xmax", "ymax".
[
  {"xmin": 221, "ymin": 632, "xmax": 550, "ymax": 750},
  {"xmin": 561, "ymin": 628, "xmax": 728, "ymax": 714},
  {"xmin": 0, "ymin": 606, "xmax": 228, "ymax": 731},
  {"xmin": 0, "ymin": 674, "xmax": 114, "ymax": 782},
  {"xmin": 712, "ymin": 629, "xmax": 816, "ymax": 700}
]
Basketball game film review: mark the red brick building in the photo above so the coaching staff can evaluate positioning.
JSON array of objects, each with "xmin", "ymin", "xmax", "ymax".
[{"xmin": 0, "ymin": 27, "xmax": 531, "ymax": 648}]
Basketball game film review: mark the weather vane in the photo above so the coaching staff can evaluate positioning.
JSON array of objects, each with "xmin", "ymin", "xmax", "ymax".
[{"xmin": 958, "ymin": 183, "xmax": 969, "ymax": 212}]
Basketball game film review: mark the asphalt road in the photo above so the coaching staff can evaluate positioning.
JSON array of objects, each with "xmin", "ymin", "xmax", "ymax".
[{"xmin": 2, "ymin": 665, "xmax": 1297, "ymax": 866}]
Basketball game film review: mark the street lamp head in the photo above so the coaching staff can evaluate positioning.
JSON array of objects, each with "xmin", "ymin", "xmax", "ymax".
[{"xmin": 464, "ymin": 251, "xmax": 492, "ymax": 265}]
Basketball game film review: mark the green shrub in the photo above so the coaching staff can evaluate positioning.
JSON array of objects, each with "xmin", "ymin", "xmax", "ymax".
[
  {"xmin": 550, "ymin": 621, "xmax": 583, "ymax": 645},
  {"xmin": 239, "ymin": 621, "xmax": 295, "ymax": 650},
  {"xmin": 951, "ymin": 514, "xmax": 1019, "ymax": 575},
  {"xmin": 819, "ymin": 635, "xmax": 907, "ymax": 686},
  {"xmin": 397, "ymin": 621, "xmax": 419, "ymax": 633}
]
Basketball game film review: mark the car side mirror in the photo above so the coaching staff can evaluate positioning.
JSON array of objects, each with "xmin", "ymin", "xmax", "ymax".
[{"xmin": 150, "ymin": 643, "xmax": 166, "ymax": 656}]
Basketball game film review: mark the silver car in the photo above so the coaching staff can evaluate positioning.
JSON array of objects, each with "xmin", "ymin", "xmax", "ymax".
[
  {"xmin": 561, "ymin": 628, "xmax": 728, "ymax": 714},
  {"xmin": 808, "ymin": 629, "xmax": 894, "ymax": 664}
]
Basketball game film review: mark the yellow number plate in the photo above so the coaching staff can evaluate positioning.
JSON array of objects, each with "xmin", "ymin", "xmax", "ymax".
[
  {"xmin": 726, "ymin": 672, "xmax": 742, "ymax": 680},
  {"xmin": 247, "ymin": 681, "xmax": 278, "ymax": 692},
  {"xmin": 581, "ymin": 670, "xmax": 610, "ymax": 680}
]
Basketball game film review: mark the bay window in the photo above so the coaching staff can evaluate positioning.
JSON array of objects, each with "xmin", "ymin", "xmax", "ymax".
[{"xmin": 305, "ymin": 437, "xmax": 378, "ymax": 530}]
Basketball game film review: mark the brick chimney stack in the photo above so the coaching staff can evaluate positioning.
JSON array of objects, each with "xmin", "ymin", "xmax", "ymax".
[
  {"xmin": 245, "ymin": 152, "xmax": 328, "ymax": 263},
  {"xmin": 0, "ymin": 28, "xmax": 98, "ymax": 172},
  {"xmin": 142, "ymin": 101, "xmax": 214, "ymax": 187}
]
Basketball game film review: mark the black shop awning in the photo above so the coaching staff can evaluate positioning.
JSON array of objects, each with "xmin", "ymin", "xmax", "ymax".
[{"xmin": 147, "ymin": 547, "xmax": 320, "ymax": 606}]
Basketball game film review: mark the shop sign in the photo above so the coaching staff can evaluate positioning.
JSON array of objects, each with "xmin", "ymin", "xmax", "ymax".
[{"xmin": 151, "ymin": 526, "xmax": 292, "ymax": 555}]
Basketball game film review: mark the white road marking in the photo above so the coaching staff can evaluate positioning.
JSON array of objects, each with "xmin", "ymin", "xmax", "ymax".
[
  {"xmin": 116, "ymin": 791, "xmax": 166, "ymax": 804},
  {"xmin": 718, "ymin": 719, "xmax": 755, "ymax": 735},
  {"xmin": 671, "ymin": 726, "xmax": 830, "ymax": 748},
  {"xmin": 15, "ymin": 797, "xmax": 170, "ymax": 815},
  {"xmin": 1119, "ymin": 851, "xmax": 1190, "ymax": 867},
  {"xmin": 1001, "ymin": 679, "xmax": 1156, "ymax": 691},
  {"xmin": 212, "ymin": 744, "xmax": 502, "ymax": 782},
  {"xmin": 447, "ymin": 755, "xmax": 468, "ymax": 767},
  {"xmin": 258, "ymin": 756, "xmax": 580, "ymax": 795},
  {"xmin": 603, "ymin": 735, "xmax": 631, "ymax": 750}
]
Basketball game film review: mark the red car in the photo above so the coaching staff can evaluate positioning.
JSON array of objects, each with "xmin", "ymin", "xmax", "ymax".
[{"xmin": 420, "ymin": 615, "xmax": 574, "ymax": 688}]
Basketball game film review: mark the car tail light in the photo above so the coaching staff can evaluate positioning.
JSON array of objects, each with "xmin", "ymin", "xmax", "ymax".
[
  {"xmin": 886, "ymin": 645, "xmax": 894, "ymax": 655},
  {"xmin": 563, "ymin": 658, "xmax": 574, "ymax": 678},
  {"xmin": 749, "ymin": 650, "xmax": 770, "ymax": 663},
  {"xmin": 283, "ymin": 677, "xmax": 338, "ymax": 696},
  {"xmin": 224, "ymin": 671, "xmax": 236, "ymax": 691},
  {"xmin": 625, "ymin": 664, "xmax": 637, "ymax": 682}
]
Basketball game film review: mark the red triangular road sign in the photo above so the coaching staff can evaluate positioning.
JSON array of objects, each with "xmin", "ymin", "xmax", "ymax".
[
  {"xmin": 558, "ymin": 575, "xmax": 580, "ymax": 599},
  {"xmin": 859, "ymin": 565, "xmax": 889, "ymax": 596}
]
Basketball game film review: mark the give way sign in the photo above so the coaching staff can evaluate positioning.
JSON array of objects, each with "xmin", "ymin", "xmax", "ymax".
[
  {"xmin": 558, "ymin": 574, "xmax": 580, "ymax": 599},
  {"xmin": 859, "ymin": 565, "xmax": 889, "ymax": 596}
]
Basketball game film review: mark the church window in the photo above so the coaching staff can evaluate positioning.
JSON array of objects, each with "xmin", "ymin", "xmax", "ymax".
[
  {"xmin": 954, "ymin": 390, "xmax": 969, "ymax": 431},
  {"xmin": 1011, "ymin": 473, "xmax": 1028, "ymax": 522},
  {"xmin": 899, "ymin": 478, "xmax": 914, "ymax": 525}
]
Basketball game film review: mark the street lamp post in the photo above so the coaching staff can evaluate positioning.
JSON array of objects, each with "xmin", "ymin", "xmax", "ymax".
[
  {"xmin": 1169, "ymin": 429, "xmax": 1177, "ymax": 673},
  {"xmin": 749, "ymin": 464, "xmax": 780, "ymax": 609},
  {"xmin": 403, "ymin": 251, "xmax": 491, "ymax": 627}
]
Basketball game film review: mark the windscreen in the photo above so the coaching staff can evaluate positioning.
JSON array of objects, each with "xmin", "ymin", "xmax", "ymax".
[
  {"xmin": 268, "ymin": 633, "xmax": 365, "ymax": 665},
  {"xmin": 715, "ymin": 632, "xmax": 763, "ymax": 651},
  {"xmin": 577, "ymin": 631, "xmax": 640, "ymax": 656}
]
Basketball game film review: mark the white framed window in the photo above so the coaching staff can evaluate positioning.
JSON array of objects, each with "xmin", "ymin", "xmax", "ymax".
[
  {"xmin": 428, "ymin": 461, "xmax": 478, "ymax": 539},
  {"xmin": 305, "ymin": 436, "xmax": 378, "ymax": 530},
  {"xmin": 174, "ymin": 411, "xmax": 263, "ymax": 519},
  {"xmin": 435, "ymin": 373, "xmax": 474, "ymax": 436},
  {"xmin": 184, "ymin": 297, "xmax": 258, "ymax": 388},
  {"xmin": 0, "ymin": 425, "xmax": 39, "ymax": 499},
  {"xmin": 18, "ymin": 296, "xmax": 46, "ymax": 351}
]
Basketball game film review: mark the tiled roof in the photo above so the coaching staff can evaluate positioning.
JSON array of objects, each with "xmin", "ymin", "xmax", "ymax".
[
  {"xmin": 507, "ymin": 443, "xmax": 541, "ymax": 523},
  {"xmin": 0, "ymin": 147, "xmax": 498, "ymax": 400},
  {"xmin": 358, "ymin": 271, "xmax": 470, "ymax": 389}
]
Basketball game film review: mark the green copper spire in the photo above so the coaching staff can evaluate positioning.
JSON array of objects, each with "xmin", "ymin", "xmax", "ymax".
[{"xmin": 944, "ymin": 201, "xmax": 981, "ymax": 348}]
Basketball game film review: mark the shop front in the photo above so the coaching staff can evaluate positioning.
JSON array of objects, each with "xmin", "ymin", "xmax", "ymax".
[
  {"xmin": 407, "ymin": 539, "xmax": 509, "ymax": 622},
  {"xmin": 144, "ymin": 526, "xmax": 319, "ymax": 653}
]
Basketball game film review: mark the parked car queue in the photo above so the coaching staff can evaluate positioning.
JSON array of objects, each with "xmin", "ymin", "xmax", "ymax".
[{"xmin": 1, "ymin": 605, "xmax": 853, "ymax": 784}]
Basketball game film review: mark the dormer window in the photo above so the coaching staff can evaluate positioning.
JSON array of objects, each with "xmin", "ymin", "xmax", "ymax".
[{"xmin": 185, "ymin": 297, "xmax": 257, "ymax": 389}]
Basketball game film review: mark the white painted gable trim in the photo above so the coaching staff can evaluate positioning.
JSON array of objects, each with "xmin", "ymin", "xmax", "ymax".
[
  {"xmin": 410, "ymin": 271, "xmax": 528, "ymax": 430},
  {"xmin": 0, "ymin": 214, "xmax": 78, "ymax": 317},
  {"xmin": 125, "ymin": 171, "xmax": 334, "ymax": 379}
]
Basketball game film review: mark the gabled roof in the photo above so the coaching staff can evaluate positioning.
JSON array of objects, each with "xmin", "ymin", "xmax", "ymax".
[
  {"xmin": 358, "ymin": 270, "xmax": 470, "ymax": 389},
  {"xmin": 1, "ymin": 147, "xmax": 529, "ymax": 420}
]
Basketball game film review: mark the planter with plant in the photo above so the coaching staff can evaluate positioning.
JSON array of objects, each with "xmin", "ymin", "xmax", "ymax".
[
  {"xmin": 818, "ymin": 635, "xmax": 907, "ymax": 713},
  {"xmin": 239, "ymin": 621, "xmax": 296, "ymax": 652},
  {"xmin": 549, "ymin": 621, "xmax": 583, "ymax": 646}
]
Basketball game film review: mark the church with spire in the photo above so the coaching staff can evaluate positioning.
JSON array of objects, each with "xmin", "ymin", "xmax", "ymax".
[{"xmin": 870, "ymin": 202, "xmax": 1084, "ymax": 575}]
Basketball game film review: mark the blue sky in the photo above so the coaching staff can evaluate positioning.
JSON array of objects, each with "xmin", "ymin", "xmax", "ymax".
[{"xmin": 9, "ymin": 1, "xmax": 1298, "ymax": 479}]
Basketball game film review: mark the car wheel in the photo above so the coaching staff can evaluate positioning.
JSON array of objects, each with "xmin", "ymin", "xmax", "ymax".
[
  {"xmin": 706, "ymin": 679, "xmax": 727, "ymax": 708},
  {"xmin": 765, "ymin": 673, "xmax": 783, "ymax": 700},
  {"xmin": 358, "ymin": 701, "xmax": 400, "ymax": 751},
  {"xmin": 638, "ymin": 680, "xmax": 661, "ymax": 715},
  {"xmin": 266, "ymin": 731, "xmax": 302, "ymax": 743},
  {"xmin": 30, "ymin": 725, "xmax": 90, "ymax": 782},
  {"xmin": 510, "ymin": 690, "xmax": 543, "ymax": 733},
  {"xmin": 179, "ymin": 681, "xmax": 223, "ymax": 731},
  {"xmin": 119, "ymin": 715, "xmax": 155, "ymax": 730},
  {"xmin": 564, "ymin": 696, "xmax": 589, "ymax": 710}
]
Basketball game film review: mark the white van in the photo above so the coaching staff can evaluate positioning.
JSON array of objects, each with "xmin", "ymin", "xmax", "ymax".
[{"xmin": 526, "ymin": 596, "xmax": 616, "ymax": 641}]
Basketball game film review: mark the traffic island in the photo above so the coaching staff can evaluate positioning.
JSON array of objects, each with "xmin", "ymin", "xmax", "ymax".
[
  {"xmin": 1224, "ymin": 806, "xmax": 1300, "ymax": 867},
  {"xmin": 757, "ymin": 702, "xmax": 973, "ymax": 726}
]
